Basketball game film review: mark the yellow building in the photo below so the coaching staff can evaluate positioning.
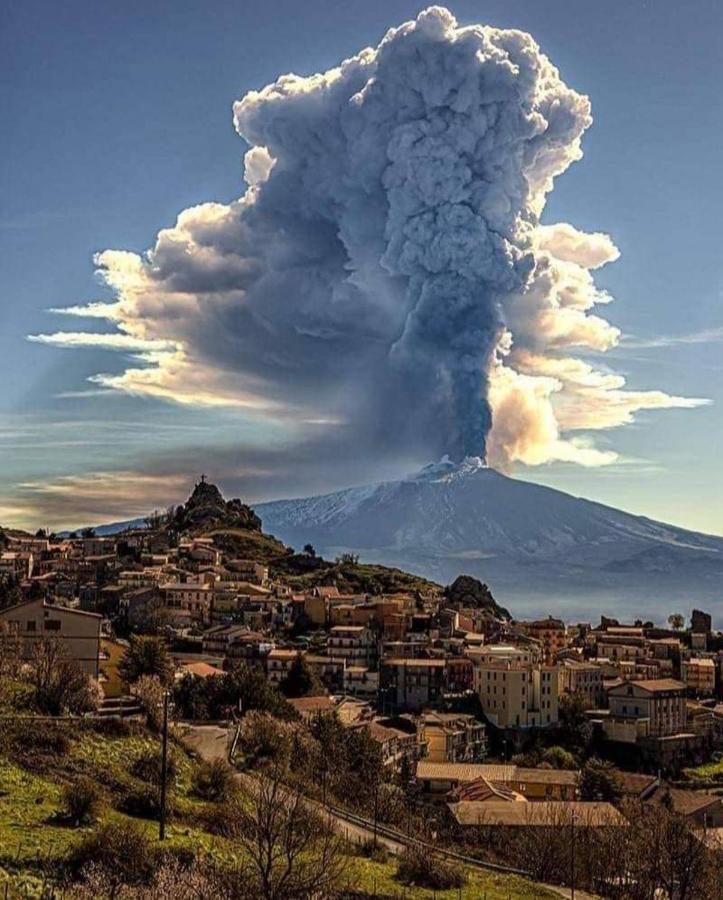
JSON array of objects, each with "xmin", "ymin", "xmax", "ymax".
[
  {"xmin": 682, "ymin": 658, "xmax": 716, "ymax": 697},
  {"xmin": 475, "ymin": 662, "xmax": 559, "ymax": 729},
  {"xmin": 99, "ymin": 638, "xmax": 128, "ymax": 698},
  {"xmin": 559, "ymin": 659, "xmax": 603, "ymax": 707},
  {"xmin": 420, "ymin": 711, "xmax": 487, "ymax": 763},
  {"xmin": 520, "ymin": 618, "xmax": 566, "ymax": 664}
]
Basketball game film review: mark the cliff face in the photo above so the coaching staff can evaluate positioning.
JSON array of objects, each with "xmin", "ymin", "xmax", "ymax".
[{"xmin": 173, "ymin": 479, "xmax": 262, "ymax": 533}]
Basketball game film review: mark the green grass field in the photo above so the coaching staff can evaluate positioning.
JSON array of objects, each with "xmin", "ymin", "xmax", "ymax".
[{"xmin": 683, "ymin": 755, "xmax": 723, "ymax": 786}]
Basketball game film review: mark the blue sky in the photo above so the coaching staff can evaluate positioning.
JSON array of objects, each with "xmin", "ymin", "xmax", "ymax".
[{"xmin": 1, "ymin": 0, "xmax": 721, "ymax": 532}]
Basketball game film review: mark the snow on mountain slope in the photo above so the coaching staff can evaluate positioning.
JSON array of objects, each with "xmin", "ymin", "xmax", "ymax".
[{"xmin": 257, "ymin": 459, "xmax": 723, "ymax": 620}]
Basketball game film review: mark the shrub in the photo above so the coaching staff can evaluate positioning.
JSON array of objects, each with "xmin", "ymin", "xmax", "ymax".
[
  {"xmin": 358, "ymin": 838, "xmax": 390, "ymax": 864},
  {"xmin": 62, "ymin": 776, "xmax": 102, "ymax": 825},
  {"xmin": 541, "ymin": 745, "xmax": 577, "ymax": 770},
  {"xmin": 396, "ymin": 847, "xmax": 467, "ymax": 890},
  {"xmin": 0, "ymin": 721, "xmax": 71, "ymax": 770},
  {"xmin": 236, "ymin": 711, "xmax": 294, "ymax": 768},
  {"xmin": 202, "ymin": 796, "xmax": 245, "ymax": 838},
  {"xmin": 116, "ymin": 783, "xmax": 172, "ymax": 821},
  {"xmin": 133, "ymin": 674, "xmax": 164, "ymax": 732},
  {"xmin": 119, "ymin": 635, "xmax": 173, "ymax": 686},
  {"xmin": 131, "ymin": 749, "xmax": 177, "ymax": 787},
  {"xmin": 0, "ymin": 678, "xmax": 35, "ymax": 711},
  {"xmin": 192, "ymin": 758, "xmax": 236, "ymax": 803},
  {"xmin": 65, "ymin": 821, "xmax": 156, "ymax": 887},
  {"xmin": 87, "ymin": 716, "xmax": 132, "ymax": 738}
]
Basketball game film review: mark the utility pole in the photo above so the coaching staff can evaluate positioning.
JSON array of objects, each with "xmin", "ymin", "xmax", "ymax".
[
  {"xmin": 373, "ymin": 779, "xmax": 379, "ymax": 849},
  {"xmin": 159, "ymin": 689, "xmax": 169, "ymax": 841},
  {"xmin": 570, "ymin": 811, "xmax": 577, "ymax": 900}
]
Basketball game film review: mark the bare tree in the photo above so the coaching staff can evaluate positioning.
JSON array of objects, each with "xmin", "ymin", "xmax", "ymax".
[
  {"xmin": 0, "ymin": 620, "xmax": 21, "ymax": 675},
  {"xmin": 144, "ymin": 510, "xmax": 168, "ymax": 531},
  {"xmin": 230, "ymin": 764, "xmax": 347, "ymax": 899},
  {"xmin": 29, "ymin": 638, "xmax": 100, "ymax": 715}
]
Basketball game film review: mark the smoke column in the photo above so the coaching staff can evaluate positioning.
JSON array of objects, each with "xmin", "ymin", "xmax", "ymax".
[{"xmin": 35, "ymin": 7, "xmax": 705, "ymax": 468}]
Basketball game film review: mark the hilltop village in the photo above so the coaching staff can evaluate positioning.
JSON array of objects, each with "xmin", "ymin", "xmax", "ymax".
[{"xmin": 1, "ymin": 478, "xmax": 722, "ymax": 897}]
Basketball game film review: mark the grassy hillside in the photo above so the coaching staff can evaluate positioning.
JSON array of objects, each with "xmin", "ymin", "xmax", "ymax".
[
  {"xmin": 271, "ymin": 555, "xmax": 440, "ymax": 596},
  {"xmin": 201, "ymin": 526, "xmax": 441, "ymax": 596},
  {"xmin": 0, "ymin": 718, "xmax": 553, "ymax": 899},
  {"xmin": 201, "ymin": 526, "xmax": 290, "ymax": 561}
]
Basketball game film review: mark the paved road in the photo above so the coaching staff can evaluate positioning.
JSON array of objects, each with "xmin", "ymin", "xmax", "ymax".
[
  {"xmin": 176, "ymin": 722, "xmax": 230, "ymax": 761},
  {"xmin": 179, "ymin": 723, "xmax": 598, "ymax": 900}
]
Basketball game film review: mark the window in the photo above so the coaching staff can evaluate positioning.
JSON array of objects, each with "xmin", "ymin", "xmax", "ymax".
[
  {"xmin": 45, "ymin": 620, "xmax": 61, "ymax": 631},
  {"xmin": 26, "ymin": 621, "xmax": 36, "ymax": 631}
]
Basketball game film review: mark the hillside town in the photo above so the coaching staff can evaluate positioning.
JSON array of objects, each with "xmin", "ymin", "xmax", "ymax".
[{"xmin": 1, "ymin": 478, "xmax": 722, "ymax": 897}]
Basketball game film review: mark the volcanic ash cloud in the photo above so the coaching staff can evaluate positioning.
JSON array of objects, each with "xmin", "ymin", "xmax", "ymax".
[{"xmin": 36, "ymin": 6, "xmax": 707, "ymax": 468}]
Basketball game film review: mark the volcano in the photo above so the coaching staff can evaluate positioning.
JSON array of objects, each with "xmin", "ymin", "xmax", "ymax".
[{"xmin": 257, "ymin": 459, "xmax": 723, "ymax": 622}]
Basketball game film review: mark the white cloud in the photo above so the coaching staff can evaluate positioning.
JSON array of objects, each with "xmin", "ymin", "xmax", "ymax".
[
  {"xmin": 28, "ymin": 331, "xmax": 179, "ymax": 353},
  {"xmin": 620, "ymin": 326, "xmax": 723, "ymax": 349}
]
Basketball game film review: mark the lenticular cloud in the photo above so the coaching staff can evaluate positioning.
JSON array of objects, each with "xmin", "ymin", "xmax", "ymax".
[{"xmin": 37, "ymin": 6, "xmax": 705, "ymax": 468}]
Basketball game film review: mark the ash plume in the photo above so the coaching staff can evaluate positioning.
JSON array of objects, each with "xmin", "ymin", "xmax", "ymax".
[{"xmin": 35, "ymin": 7, "xmax": 707, "ymax": 469}]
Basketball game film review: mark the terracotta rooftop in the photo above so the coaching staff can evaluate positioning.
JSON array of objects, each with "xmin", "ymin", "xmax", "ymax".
[
  {"xmin": 610, "ymin": 678, "xmax": 686, "ymax": 693},
  {"xmin": 287, "ymin": 695, "xmax": 335, "ymax": 714},
  {"xmin": 383, "ymin": 657, "xmax": 446, "ymax": 667},
  {"xmin": 417, "ymin": 761, "xmax": 516, "ymax": 783},
  {"xmin": 180, "ymin": 662, "xmax": 222, "ymax": 678},
  {"xmin": 449, "ymin": 778, "xmax": 524, "ymax": 804},
  {"xmin": 648, "ymin": 787, "xmax": 721, "ymax": 817},
  {"xmin": 619, "ymin": 772, "xmax": 659, "ymax": 797},
  {"xmin": 449, "ymin": 801, "xmax": 625, "ymax": 828}
]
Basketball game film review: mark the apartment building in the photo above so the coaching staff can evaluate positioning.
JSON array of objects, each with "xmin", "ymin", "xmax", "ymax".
[
  {"xmin": 161, "ymin": 582, "xmax": 214, "ymax": 625},
  {"xmin": 202, "ymin": 622, "xmax": 254, "ymax": 656},
  {"xmin": 475, "ymin": 662, "xmax": 559, "ymax": 729},
  {"xmin": 266, "ymin": 648, "xmax": 297, "ymax": 685},
  {"xmin": 420, "ymin": 711, "xmax": 487, "ymax": 763},
  {"xmin": 559, "ymin": 659, "xmax": 604, "ymax": 707},
  {"xmin": 380, "ymin": 657, "xmax": 446, "ymax": 712},
  {"xmin": 681, "ymin": 658, "xmax": 716, "ymax": 697},
  {"xmin": 0, "ymin": 551, "xmax": 34, "ymax": 581},
  {"xmin": 225, "ymin": 559, "xmax": 269, "ymax": 584},
  {"xmin": 467, "ymin": 645, "xmax": 537, "ymax": 667},
  {"xmin": 607, "ymin": 679, "xmax": 687, "ymax": 738},
  {"xmin": 327, "ymin": 624, "xmax": 375, "ymax": 667},
  {"xmin": 592, "ymin": 626, "xmax": 650, "ymax": 663},
  {"xmin": 306, "ymin": 654, "xmax": 346, "ymax": 692},
  {"xmin": 343, "ymin": 666, "xmax": 379, "ymax": 698},
  {"xmin": 0, "ymin": 598, "xmax": 101, "ymax": 676},
  {"xmin": 520, "ymin": 617, "xmax": 566, "ymax": 664},
  {"xmin": 361, "ymin": 720, "xmax": 421, "ymax": 770}
]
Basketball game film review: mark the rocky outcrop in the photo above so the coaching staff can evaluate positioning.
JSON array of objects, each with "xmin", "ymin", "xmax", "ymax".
[
  {"xmin": 172, "ymin": 479, "xmax": 262, "ymax": 533},
  {"xmin": 444, "ymin": 575, "xmax": 510, "ymax": 620}
]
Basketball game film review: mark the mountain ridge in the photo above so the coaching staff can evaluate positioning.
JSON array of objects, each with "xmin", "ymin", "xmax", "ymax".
[{"xmin": 255, "ymin": 460, "xmax": 723, "ymax": 621}]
